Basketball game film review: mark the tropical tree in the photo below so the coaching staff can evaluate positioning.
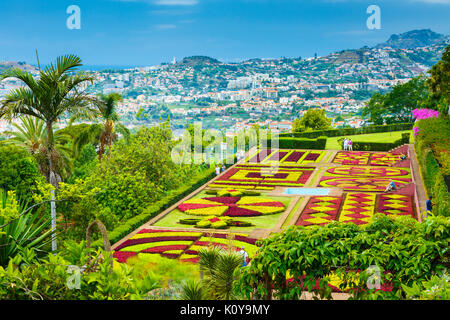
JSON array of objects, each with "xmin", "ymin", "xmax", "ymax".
[
  {"xmin": 72, "ymin": 92, "xmax": 129, "ymax": 161},
  {"xmin": 0, "ymin": 54, "xmax": 100, "ymax": 251},
  {"xmin": 2, "ymin": 116, "xmax": 72, "ymax": 179},
  {"xmin": 195, "ymin": 246, "xmax": 243, "ymax": 300},
  {"xmin": 292, "ymin": 108, "xmax": 332, "ymax": 133},
  {"xmin": 427, "ymin": 44, "xmax": 450, "ymax": 115}
]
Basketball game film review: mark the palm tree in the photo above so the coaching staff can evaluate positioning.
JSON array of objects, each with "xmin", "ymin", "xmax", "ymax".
[
  {"xmin": 72, "ymin": 92, "xmax": 129, "ymax": 161},
  {"xmin": 1, "ymin": 116, "xmax": 72, "ymax": 179},
  {"xmin": 197, "ymin": 246, "xmax": 243, "ymax": 300},
  {"xmin": 0, "ymin": 54, "xmax": 100, "ymax": 251}
]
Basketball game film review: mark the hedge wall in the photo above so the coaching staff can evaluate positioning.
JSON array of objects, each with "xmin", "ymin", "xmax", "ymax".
[
  {"xmin": 414, "ymin": 117, "xmax": 450, "ymax": 217},
  {"xmin": 282, "ymin": 122, "xmax": 413, "ymax": 139},
  {"xmin": 350, "ymin": 132, "xmax": 410, "ymax": 152},
  {"xmin": 91, "ymin": 167, "xmax": 216, "ymax": 248},
  {"xmin": 420, "ymin": 150, "xmax": 450, "ymax": 217},
  {"xmin": 261, "ymin": 136, "xmax": 327, "ymax": 150}
]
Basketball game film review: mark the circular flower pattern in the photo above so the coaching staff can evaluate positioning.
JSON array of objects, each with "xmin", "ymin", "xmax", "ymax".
[{"xmin": 178, "ymin": 196, "xmax": 285, "ymax": 217}]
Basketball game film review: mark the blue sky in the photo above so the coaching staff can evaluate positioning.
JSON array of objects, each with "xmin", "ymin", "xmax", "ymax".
[{"xmin": 0, "ymin": 0, "xmax": 449, "ymax": 67}]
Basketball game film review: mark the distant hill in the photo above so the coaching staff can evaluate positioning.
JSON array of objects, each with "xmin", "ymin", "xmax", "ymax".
[
  {"xmin": 0, "ymin": 61, "xmax": 38, "ymax": 72},
  {"xmin": 177, "ymin": 56, "xmax": 222, "ymax": 66},
  {"xmin": 375, "ymin": 29, "xmax": 449, "ymax": 49}
]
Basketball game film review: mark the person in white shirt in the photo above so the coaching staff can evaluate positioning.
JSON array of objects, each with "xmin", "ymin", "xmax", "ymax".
[
  {"xmin": 239, "ymin": 246, "xmax": 249, "ymax": 267},
  {"xmin": 215, "ymin": 166, "xmax": 221, "ymax": 176},
  {"xmin": 343, "ymin": 138, "xmax": 348, "ymax": 151}
]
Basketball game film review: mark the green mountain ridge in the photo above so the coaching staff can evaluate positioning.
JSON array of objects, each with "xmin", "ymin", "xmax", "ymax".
[{"xmin": 375, "ymin": 29, "xmax": 449, "ymax": 49}]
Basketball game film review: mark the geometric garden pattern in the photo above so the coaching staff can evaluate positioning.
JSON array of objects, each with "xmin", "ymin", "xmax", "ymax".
[
  {"xmin": 113, "ymin": 147, "xmax": 420, "ymax": 266},
  {"xmin": 319, "ymin": 166, "xmax": 412, "ymax": 191},
  {"xmin": 295, "ymin": 193, "xmax": 416, "ymax": 227},
  {"xmin": 338, "ymin": 193, "xmax": 377, "ymax": 225},
  {"xmin": 296, "ymin": 196, "xmax": 342, "ymax": 227}
]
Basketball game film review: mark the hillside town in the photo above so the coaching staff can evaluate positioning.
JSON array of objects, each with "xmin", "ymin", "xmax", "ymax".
[{"xmin": 0, "ymin": 39, "xmax": 448, "ymax": 136}]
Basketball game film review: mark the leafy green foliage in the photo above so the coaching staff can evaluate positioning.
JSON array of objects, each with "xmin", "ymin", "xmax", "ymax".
[
  {"xmin": 401, "ymin": 271, "xmax": 450, "ymax": 300},
  {"xmin": 363, "ymin": 76, "xmax": 434, "ymax": 125},
  {"xmin": 427, "ymin": 44, "xmax": 450, "ymax": 115},
  {"xmin": 236, "ymin": 214, "xmax": 449, "ymax": 300},
  {"xmin": 0, "ymin": 144, "xmax": 43, "ymax": 202},
  {"xmin": 189, "ymin": 246, "xmax": 243, "ymax": 300},
  {"xmin": 263, "ymin": 136, "xmax": 327, "ymax": 150},
  {"xmin": 0, "ymin": 242, "xmax": 160, "ymax": 300},
  {"xmin": 0, "ymin": 190, "xmax": 52, "ymax": 267},
  {"xmin": 292, "ymin": 108, "xmax": 332, "ymax": 133},
  {"xmin": 57, "ymin": 124, "xmax": 212, "ymax": 240},
  {"xmin": 414, "ymin": 116, "xmax": 450, "ymax": 216}
]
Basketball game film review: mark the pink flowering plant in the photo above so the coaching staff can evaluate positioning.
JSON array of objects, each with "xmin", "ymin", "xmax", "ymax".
[{"xmin": 412, "ymin": 108, "xmax": 439, "ymax": 121}]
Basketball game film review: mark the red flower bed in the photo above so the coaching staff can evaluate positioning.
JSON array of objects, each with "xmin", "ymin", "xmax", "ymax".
[
  {"xmin": 248, "ymin": 149, "xmax": 272, "ymax": 163},
  {"xmin": 208, "ymin": 233, "xmax": 258, "ymax": 245},
  {"xmin": 304, "ymin": 153, "xmax": 321, "ymax": 161},
  {"xmin": 181, "ymin": 257, "xmax": 200, "ymax": 264},
  {"xmin": 115, "ymin": 236, "xmax": 198, "ymax": 251},
  {"xmin": 142, "ymin": 244, "xmax": 189, "ymax": 253},
  {"xmin": 246, "ymin": 172, "xmax": 289, "ymax": 179},
  {"xmin": 223, "ymin": 206, "xmax": 261, "ymax": 217},
  {"xmin": 203, "ymin": 197, "xmax": 240, "ymax": 204},
  {"xmin": 113, "ymin": 251, "xmax": 137, "ymax": 263},
  {"xmin": 284, "ymin": 151, "xmax": 304, "ymax": 162},
  {"xmin": 137, "ymin": 229, "xmax": 195, "ymax": 234},
  {"xmin": 268, "ymin": 151, "xmax": 288, "ymax": 162}
]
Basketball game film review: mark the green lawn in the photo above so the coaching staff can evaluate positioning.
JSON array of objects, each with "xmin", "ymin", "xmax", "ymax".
[
  {"xmin": 153, "ymin": 191, "xmax": 293, "ymax": 232},
  {"xmin": 325, "ymin": 130, "xmax": 412, "ymax": 150}
]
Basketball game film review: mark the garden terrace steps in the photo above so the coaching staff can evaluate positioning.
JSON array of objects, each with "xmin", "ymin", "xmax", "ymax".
[
  {"xmin": 389, "ymin": 144, "xmax": 409, "ymax": 155},
  {"xmin": 389, "ymin": 182, "xmax": 415, "ymax": 195},
  {"xmin": 391, "ymin": 158, "xmax": 411, "ymax": 168}
]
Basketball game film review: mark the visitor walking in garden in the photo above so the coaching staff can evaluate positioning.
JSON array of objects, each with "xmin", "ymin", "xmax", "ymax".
[
  {"xmin": 215, "ymin": 165, "xmax": 221, "ymax": 176},
  {"xmin": 348, "ymin": 139, "xmax": 353, "ymax": 151},
  {"xmin": 426, "ymin": 196, "xmax": 433, "ymax": 217},
  {"xmin": 221, "ymin": 164, "xmax": 226, "ymax": 173},
  {"xmin": 239, "ymin": 247, "xmax": 249, "ymax": 267},
  {"xmin": 343, "ymin": 138, "xmax": 348, "ymax": 151},
  {"xmin": 384, "ymin": 179, "xmax": 397, "ymax": 192}
]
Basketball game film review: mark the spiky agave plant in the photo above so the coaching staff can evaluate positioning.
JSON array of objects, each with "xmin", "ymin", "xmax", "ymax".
[{"xmin": 0, "ymin": 189, "xmax": 52, "ymax": 267}]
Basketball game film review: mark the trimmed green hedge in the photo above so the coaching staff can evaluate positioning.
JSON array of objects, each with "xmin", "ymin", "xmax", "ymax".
[
  {"xmin": 421, "ymin": 150, "xmax": 450, "ymax": 217},
  {"xmin": 282, "ymin": 122, "xmax": 413, "ymax": 139},
  {"xmin": 350, "ymin": 133, "xmax": 410, "ymax": 151},
  {"xmin": 91, "ymin": 168, "xmax": 216, "ymax": 248},
  {"xmin": 262, "ymin": 136, "xmax": 327, "ymax": 150}
]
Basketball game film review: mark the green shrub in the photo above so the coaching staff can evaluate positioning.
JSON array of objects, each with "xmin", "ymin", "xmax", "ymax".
[
  {"xmin": 414, "ymin": 117, "xmax": 450, "ymax": 217},
  {"xmin": 91, "ymin": 168, "xmax": 216, "ymax": 247},
  {"xmin": 262, "ymin": 136, "xmax": 327, "ymax": 150},
  {"xmin": 280, "ymin": 123, "xmax": 414, "ymax": 139},
  {"xmin": 351, "ymin": 136, "xmax": 407, "ymax": 152}
]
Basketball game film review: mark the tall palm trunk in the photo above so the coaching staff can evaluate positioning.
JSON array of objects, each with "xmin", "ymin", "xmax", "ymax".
[
  {"xmin": 98, "ymin": 119, "xmax": 113, "ymax": 162},
  {"xmin": 46, "ymin": 121, "xmax": 57, "ymax": 252}
]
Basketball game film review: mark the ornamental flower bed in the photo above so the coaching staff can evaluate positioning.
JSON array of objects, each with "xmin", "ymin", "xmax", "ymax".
[
  {"xmin": 113, "ymin": 228, "xmax": 258, "ymax": 264},
  {"xmin": 204, "ymin": 188, "xmax": 261, "ymax": 197},
  {"xmin": 211, "ymin": 164, "xmax": 315, "ymax": 188},
  {"xmin": 319, "ymin": 166, "xmax": 412, "ymax": 191},
  {"xmin": 177, "ymin": 195, "xmax": 286, "ymax": 217},
  {"xmin": 296, "ymin": 196, "xmax": 342, "ymax": 226},
  {"xmin": 333, "ymin": 152, "xmax": 404, "ymax": 166},
  {"xmin": 246, "ymin": 149, "xmax": 326, "ymax": 165},
  {"xmin": 178, "ymin": 216, "xmax": 253, "ymax": 229},
  {"xmin": 338, "ymin": 193, "xmax": 376, "ymax": 225}
]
